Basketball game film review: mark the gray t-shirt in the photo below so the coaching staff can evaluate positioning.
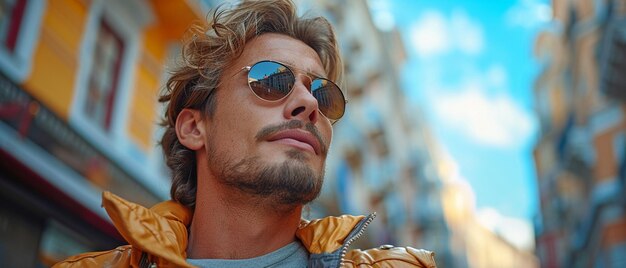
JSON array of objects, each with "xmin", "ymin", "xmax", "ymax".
[{"xmin": 186, "ymin": 241, "xmax": 308, "ymax": 268}]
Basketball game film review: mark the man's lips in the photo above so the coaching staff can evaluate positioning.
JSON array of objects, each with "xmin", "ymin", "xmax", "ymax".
[{"xmin": 266, "ymin": 129, "xmax": 321, "ymax": 155}]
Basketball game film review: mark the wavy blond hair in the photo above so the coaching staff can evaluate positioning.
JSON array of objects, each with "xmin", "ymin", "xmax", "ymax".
[{"xmin": 159, "ymin": 0, "xmax": 343, "ymax": 208}]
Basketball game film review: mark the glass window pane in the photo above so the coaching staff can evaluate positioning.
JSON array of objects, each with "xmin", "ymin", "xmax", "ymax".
[
  {"xmin": 85, "ymin": 19, "xmax": 125, "ymax": 131},
  {"xmin": 0, "ymin": 0, "xmax": 27, "ymax": 53}
]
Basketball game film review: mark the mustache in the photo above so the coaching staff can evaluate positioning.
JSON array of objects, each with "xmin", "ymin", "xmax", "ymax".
[{"xmin": 255, "ymin": 120, "xmax": 328, "ymax": 155}]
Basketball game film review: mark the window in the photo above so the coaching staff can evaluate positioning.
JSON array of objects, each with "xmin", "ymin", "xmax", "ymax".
[
  {"xmin": 70, "ymin": 0, "xmax": 152, "ymax": 144},
  {"xmin": 68, "ymin": 0, "xmax": 168, "ymax": 198},
  {"xmin": 84, "ymin": 19, "xmax": 125, "ymax": 131},
  {"xmin": 0, "ymin": 0, "xmax": 27, "ymax": 53},
  {"xmin": 0, "ymin": 0, "xmax": 44, "ymax": 81},
  {"xmin": 600, "ymin": 27, "xmax": 626, "ymax": 101}
]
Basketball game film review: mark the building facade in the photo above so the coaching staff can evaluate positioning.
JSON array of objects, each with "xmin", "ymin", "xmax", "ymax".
[
  {"xmin": 533, "ymin": 0, "xmax": 626, "ymax": 267},
  {"xmin": 440, "ymin": 173, "xmax": 539, "ymax": 268},
  {"xmin": 0, "ymin": 0, "xmax": 212, "ymax": 266}
]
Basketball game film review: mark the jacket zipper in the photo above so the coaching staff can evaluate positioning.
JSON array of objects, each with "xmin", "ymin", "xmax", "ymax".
[
  {"xmin": 139, "ymin": 252, "xmax": 157, "ymax": 268},
  {"xmin": 338, "ymin": 212, "xmax": 377, "ymax": 266}
]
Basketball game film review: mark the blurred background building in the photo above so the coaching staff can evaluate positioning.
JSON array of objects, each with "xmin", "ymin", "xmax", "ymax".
[
  {"xmin": 0, "ymin": 0, "xmax": 211, "ymax": 266},
  {"xmin": 1, "ymin": 0, "xmax": 538, "ymax": 267},
  {"xmin": 533, "ymin": 0, "xmax": 626, "ymax": 267},
  {"xmin": 297, "ymin": 0, "xmax": 457, "ymax": 265}
]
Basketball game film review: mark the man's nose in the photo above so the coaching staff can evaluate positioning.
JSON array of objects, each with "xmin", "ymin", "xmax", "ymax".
[{"xmin": 283, "ymin": 75, "xmax": 319, "ymax": 123}]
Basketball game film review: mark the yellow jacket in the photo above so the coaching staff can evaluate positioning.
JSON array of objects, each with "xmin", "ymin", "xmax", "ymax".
[{"xmin": 54, "ymin": 192, "xmax": 436, "ymax": 267}]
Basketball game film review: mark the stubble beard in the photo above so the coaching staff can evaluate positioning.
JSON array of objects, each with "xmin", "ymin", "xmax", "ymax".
[
  {"xmin": 205, "ymin": 120, "xmax": 328, "ymax": 209},
  {"xmin": 208, "ymin": 146, "xmax": 325, "ymax": 208}
]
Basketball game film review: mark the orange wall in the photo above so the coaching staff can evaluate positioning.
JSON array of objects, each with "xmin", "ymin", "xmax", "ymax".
[
  {"xmin": 126, "ymin": 0, "xmax": 204, "ymax": 152},
  {"xmin": 23, "ymin": 0, "xmax": 87, "ymax": 119},
  {"xmin": 593, "ymin": 125, "xmax": 624, "ymax": 182},
  {"xmin": 21, "ymin": 0, "xmax": 200, "ymax": 154},
  {"xmin": 601, "ymin": 217, "xmax": 626, "ymax": 248},
  {"xmin": 127, "ymin": 44, "xmax": 164, "ymax": 151}
]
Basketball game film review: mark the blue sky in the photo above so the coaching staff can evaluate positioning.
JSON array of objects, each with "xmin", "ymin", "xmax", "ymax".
[{"xmin": 369, "ymin": 0, "xmax": 551, "ymax": 248}]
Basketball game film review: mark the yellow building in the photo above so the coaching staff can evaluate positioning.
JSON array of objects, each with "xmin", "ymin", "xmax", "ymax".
[
  {"xmin": 533, "ymin": 0, "xmax": 626, "ymax": 267},
  {"xmin": 439, "ymin": 157, "xmax": 539, "ymax": 268},
  {"xmin": 0, "ymin": 0, "xmax": 209, "ymax": 266}
]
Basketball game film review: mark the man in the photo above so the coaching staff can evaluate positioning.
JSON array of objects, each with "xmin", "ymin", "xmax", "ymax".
[{"xmin": 55, "ymin": 0, "xmax": 436, "ymax": 267}]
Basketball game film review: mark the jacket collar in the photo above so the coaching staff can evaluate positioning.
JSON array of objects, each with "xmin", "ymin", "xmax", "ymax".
[{"xmin": 101, "ymin": 191, "xmax": 369, "ymax": 266}]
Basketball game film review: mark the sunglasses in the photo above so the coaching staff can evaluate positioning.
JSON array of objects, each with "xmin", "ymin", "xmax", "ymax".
[{"xmin": 240, "ymin": 60, "xmax": 346, "ymax": 121}]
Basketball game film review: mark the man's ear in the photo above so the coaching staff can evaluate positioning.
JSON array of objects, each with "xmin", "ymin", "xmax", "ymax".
[{"xmin": 175, "ymin": 108, "xmax": 206, "ymax": 150}]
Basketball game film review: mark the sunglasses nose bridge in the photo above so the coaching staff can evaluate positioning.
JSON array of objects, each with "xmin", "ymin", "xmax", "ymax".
[
  {"xmin": 288, "ymin": 71, "xmax": 320, "ymax": 103},
  {"xmin": 292, "ymin": 72, "xmax": 313, "ymax": 93},
  {"xmin": 291, "ymin": 78, "xmax": 317, "ymax": 104}
]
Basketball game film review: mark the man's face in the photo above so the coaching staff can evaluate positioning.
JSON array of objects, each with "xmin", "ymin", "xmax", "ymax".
[{"xmin": 203, "ymin": 33, "xmax": 334, "ymax": 205}]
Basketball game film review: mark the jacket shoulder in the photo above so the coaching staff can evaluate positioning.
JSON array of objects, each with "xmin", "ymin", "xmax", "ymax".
[
  {"xmin": 52, "ymin": 245, "xmax": 135, "ymax": 268},
  {"xmin": 342, "ymin": 245, "xmax": 437, "ymax": 268},
  {"xmin": 53, "ymin": 192, "xmax": 194, "ymax": 267}
]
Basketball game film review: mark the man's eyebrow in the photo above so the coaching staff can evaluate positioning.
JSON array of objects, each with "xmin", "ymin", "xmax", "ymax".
[{"xmin": 283, "ymin": 60, "xmax": 326, "ymax": 78}]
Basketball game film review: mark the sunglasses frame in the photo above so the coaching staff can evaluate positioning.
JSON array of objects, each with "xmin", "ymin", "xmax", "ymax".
[{"xmin": 238, "ymin": 60, "xmax": 347, "ymax": 122}]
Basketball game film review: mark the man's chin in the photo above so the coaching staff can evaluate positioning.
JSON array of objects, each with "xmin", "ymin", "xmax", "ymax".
[
  {"xmin": 219, "ymin": 155, "xmax": 324, "ymax": 207},
  {"xmin": 271, "ymin": 159, "xmax": 323, "ymax": 205}
]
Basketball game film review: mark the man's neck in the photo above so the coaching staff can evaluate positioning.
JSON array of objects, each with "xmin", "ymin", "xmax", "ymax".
[{"xmin": 186, "ymin": 184, "xmax": 303, "ymax": 259}]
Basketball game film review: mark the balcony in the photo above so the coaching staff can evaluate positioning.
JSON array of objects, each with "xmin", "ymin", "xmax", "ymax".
[
  {"xmin": 600, "ymin": 18, "xmax": 626, "ymax": 101},
  {"xmin": 0, "ymin": 72, "xmax": 161, "ymax": 209}
]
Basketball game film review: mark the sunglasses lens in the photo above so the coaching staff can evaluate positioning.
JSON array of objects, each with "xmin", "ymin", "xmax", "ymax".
[
  {"xmin": 248, "ymin": 61, "xmax": 295, "ymax": 101},
  {"xmin": 312, "ymin": 79, "xmax": 345, "ymax": 120}
]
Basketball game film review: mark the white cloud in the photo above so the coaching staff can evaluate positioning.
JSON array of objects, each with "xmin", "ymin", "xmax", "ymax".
[
  {"xmin": 432, "ymin": 79, "xmax": 536, "ymax": 148},
  {"xmin": 410, "ymin": 9, "xmax": 484, "ymax": 58},
  {"xmin": 486, "ymin": 65, "xmax": 507, "ymax": 88},
  {"xmin": 410, "ymin": 11, "xmax": 450, "ymax": 57},
  {"xmin": 450, "ymin": 10, "xmax": 484, "ymax": 55},
  {"xmin": 506, "ymin": 0, "xmax": 552, "ymax": 29},
  {"xmin": 477, "ymin": 208, "xmax": 536, "ymax": 251}
]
